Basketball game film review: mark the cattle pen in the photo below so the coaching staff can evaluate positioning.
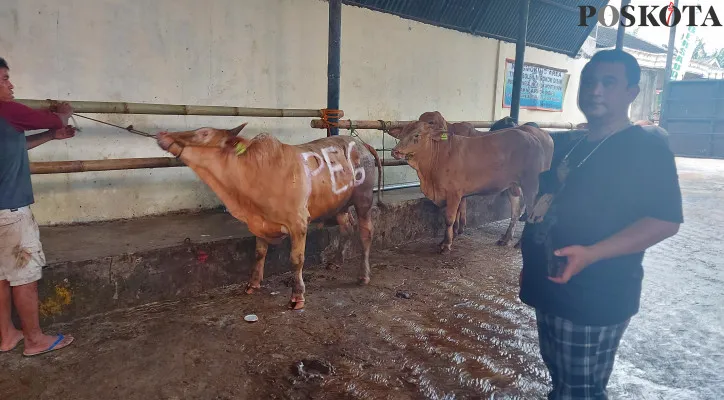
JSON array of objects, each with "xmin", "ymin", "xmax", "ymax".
[{"xmin": 3, "ymin": 0, "xmax": 721, "ymax": 399}]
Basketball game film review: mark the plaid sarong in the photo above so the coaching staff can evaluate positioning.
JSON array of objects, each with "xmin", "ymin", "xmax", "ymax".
[{"xmin": 535, "ymin": 309, "xmax": 630, "ymax": 400}]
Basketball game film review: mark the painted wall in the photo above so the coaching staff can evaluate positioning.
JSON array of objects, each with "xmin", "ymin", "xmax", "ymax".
[{"xmin": 0, "ymin": 0, "xmax": 587, "ymax": 225}]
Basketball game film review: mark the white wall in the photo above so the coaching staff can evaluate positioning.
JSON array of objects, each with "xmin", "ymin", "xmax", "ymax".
[{"xmin": 0, "ymin": 0, "xmax": 587, "ymax": 225}]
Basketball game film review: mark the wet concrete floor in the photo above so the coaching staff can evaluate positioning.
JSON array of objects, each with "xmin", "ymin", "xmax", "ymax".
[{"xmin": 0, "ymin": 157, "xmax": 721, "ymax": 400}]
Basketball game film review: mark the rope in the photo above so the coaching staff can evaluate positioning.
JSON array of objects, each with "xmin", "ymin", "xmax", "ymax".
[
  {"xmin": 71, "ymin": 113, "xmax": 156, "ymax": 139},
  {"xmin": 45, "ymin": 98, "xmax": 156, "ymax": 139},
  {"xmin": 319, "ymin": 108, "xmax": 343, "ymax": 137}
]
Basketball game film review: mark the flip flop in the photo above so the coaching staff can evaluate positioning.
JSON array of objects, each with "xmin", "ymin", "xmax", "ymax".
[
  {"xmin": 0, "ymin": 335, "xmax": 24, "ymax": 353},
  {"xmin": 22, "ymin": 334, "xmax": 74, "ymax": 357}
]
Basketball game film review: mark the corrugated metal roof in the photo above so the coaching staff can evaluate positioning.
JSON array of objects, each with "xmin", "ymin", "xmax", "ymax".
[
  {"xmin": 343, "ymin": 0, "xmax": 611, "ymax": 57},
  {"xmin": 591, "ymin": 25, "xmax": 668, "ymax": 54}
]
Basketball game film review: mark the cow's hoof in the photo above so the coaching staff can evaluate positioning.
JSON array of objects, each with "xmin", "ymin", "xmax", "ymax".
[
  {"xmin": 513, "ymin": 240, "xmax": 522, "ymax": 249},
  {"xmin": 439, "ymin": 244, "xmax": 451, "ymax": 254},
  {"xmin": 245, "ymin": 284, "xmax": 260, "ymax": 295},
  {"xmin": 496, "ymin": 238, "xmax": 510, "ymax": 246},
  {"xmin": 358, "ymin": 277, "xmax": 370, "ymax": 285},
  {"xmin": 288, "ymin": 297, "xmax": 305, "ymax": 310}
]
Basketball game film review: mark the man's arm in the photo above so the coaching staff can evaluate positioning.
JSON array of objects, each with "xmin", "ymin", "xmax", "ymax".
[
  {"xmin": 0, "ymin": 101, "xmax": 70, "ymax": 131},
  {"xmin": 26, "ymin": 130, "xmax": 55, "ymax": 149},
  {"xmin": 587, "ymin": 217, "xmax": 679, "ymax": 262},
  {"xmin": 25, "ymin": 126, "xmax": 76, "ymax": 149}
]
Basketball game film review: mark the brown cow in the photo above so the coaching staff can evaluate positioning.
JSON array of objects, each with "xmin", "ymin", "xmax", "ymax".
[
  {"xmin": 156, "ymin": 123, "xmax": 382, "ymax": 310},
  {"xmin": 389, "ymin": 118, "xmax": 553, "ymax": 253},
  {"xmin": 414, "ymin": 111, "xmax": 494, "ymax": 235}
]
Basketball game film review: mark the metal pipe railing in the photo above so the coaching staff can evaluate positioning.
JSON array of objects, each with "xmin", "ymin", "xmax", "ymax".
[
  {"xmin": 30, "ymin": 157, "xmax": 408, "ymax": 175},
  {"xmin": 310, "ymin": 119, "xmax": 576, "ymax": 130},
  {"xmin": 15, "ymin": 99, "xmax": 333, "ymax": 118}
]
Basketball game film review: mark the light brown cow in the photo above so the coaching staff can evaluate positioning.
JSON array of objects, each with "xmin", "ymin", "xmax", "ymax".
[
  {"xmin": 414, "ymin": 111, "xmax": 494, "ymax": 235},
  {"xmin": 389, "ymin": 118, "xmax": 553, "ymax": 253},
  {"xmin": 156, "ymin": 123, "xmax": 382, "ymax": 310}
]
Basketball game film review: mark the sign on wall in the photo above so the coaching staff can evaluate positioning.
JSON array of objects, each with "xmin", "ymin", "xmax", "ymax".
[{"xmin": 503, "ymin": 58, "xmax": 566, "ymax": 112}]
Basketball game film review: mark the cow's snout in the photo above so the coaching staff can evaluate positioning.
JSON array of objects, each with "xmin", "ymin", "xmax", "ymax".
[{"xmin": 391, "ymin": 149, "xmax": 403, "ymax": 160}]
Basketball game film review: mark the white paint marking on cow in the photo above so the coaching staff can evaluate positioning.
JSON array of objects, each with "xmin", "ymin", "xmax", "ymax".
[
  {"xmin": 346, "ymin": 141, "xmax": 366, "ymax": 186},
  {"xmin": 302, "ymin": 152, "xmax": 325, "ymax": 177},
  {"xmin": 321, "ymin": 146, "xmax": 350, "ymax": 195},
  {"xmin": 301, "ymin": 142, "xmax": 366, "ymax": 196}
]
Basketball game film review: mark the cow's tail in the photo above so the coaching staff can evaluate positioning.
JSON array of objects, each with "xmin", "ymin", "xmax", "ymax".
[{"xmin": 362, "ymin": 142, "xmax": 384, "ymax": 208}]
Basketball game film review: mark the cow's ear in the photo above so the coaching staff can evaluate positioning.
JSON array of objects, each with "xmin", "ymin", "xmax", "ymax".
[
  {"xmin": 227, "ymin": 122, "xmax": 248, "ymax": 137},
  {"xmin": 387, "ymin": 127, "xmax": 404, "ymax": 139},
  {"xmin": 430, "ymin": 120, "xmax": 449, "ymax": 142}
]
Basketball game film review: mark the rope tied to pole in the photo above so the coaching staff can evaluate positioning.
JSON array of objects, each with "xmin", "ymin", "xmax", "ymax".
[
  {"xmin": 46, "ymin": 98, "xmax": 156, "ymax": 139},
  {"xmin": 319, "ymin": 108, "xmax": 343, "ymax": 136}
]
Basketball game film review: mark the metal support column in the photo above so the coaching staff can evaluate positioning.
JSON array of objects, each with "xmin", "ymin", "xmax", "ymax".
[
  {"xmin": 660, "ymin": 0, "xmax": 679, "ymax": 129},
  {"xmin": 616, "ymin": 0, "xmax": 631, "ymax": 50},
  {"xmin": 327, "ymin": 0, "xmax": 342, "ymax": 136},
  {"xmin": 510, "ymin": 0, "xmax": 530, "ymax": 124}
]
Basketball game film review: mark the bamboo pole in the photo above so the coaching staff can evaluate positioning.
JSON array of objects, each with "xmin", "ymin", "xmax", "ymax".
[
  {"xmin": 310, "ymin": 119, "xmax": 576, "ymax": 130},
  {"xmin": 16, "ymin": 99, "xmax": 335, "ymax": 118},
  {"xmin": 30, "ymin": 158, "xmax": 186, "ymax": 174},
  {"xmin": 30, "ymin": 157, "xmax": 407, "ymax": 174}
]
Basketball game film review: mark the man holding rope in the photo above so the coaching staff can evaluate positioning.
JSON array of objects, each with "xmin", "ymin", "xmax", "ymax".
[{"xmin": 0, "ymin": 57, "xmax": 75, "ymax": 356}]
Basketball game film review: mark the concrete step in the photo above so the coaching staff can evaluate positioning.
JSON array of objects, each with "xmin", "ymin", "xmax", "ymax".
[{"xmin": 33, "ymin": 188, "xmax": 509, "ymax": 326}]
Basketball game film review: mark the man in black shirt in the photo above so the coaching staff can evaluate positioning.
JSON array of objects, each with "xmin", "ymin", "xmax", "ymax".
[{"xmin": 519, "ymin": 50, "xmax": 683, "ymax": 399}]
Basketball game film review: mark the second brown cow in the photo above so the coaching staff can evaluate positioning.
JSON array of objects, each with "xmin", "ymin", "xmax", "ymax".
[
  {"xmin": 390, "ymin": 114, "xmax": 553, "ymax": 252},
  {"xmin": 413, "ymin": 112, "xmax": 525, "ymax": 235}
]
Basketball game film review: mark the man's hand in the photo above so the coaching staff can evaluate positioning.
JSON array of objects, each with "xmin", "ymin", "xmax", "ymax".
[
  {"xmin": 51, "ymin": 125, "xmax": 76, "ymax": 140},
  {"xmin": 50, "ymin": 101, "xmax": 73, "ymax": 125},
  {"xmin": 53, "ymin": 102, "xmax": 73, "ymax": 116},
  {"xmin": 547, "ymin": 245, "xmax": 599, "ymax": 284}
]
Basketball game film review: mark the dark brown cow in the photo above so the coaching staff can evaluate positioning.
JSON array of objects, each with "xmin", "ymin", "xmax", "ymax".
[
  {"xmin": 156, "ymin": 123, "xmax": 382, "ymax": 310},
  {"xmin": 389, "ymin": 118, "xmax": 553, "ymax": 252}
]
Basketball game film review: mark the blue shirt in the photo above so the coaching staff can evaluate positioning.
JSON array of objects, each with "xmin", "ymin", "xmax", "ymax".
[{"xmin": 0, "ymin": 116, "xmax": 34, "ymax": 209}]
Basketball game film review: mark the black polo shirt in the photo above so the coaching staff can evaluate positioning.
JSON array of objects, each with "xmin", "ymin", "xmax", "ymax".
[{"xmin": 519, "ymin": 125, "xmax": 684, "ymax": 326}]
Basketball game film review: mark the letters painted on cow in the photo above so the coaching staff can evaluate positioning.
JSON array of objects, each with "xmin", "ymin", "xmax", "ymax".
[{"xmin": 302, "ymin": 141, "xmax": 367, "ymax": 195}]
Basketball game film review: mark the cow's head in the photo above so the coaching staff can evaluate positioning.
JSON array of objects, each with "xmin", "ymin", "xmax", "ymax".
[
  {"xmin": 157, "ymin": 123, "xmax": 248, "ymax": 152},
  {"xmin": 390, "ymin": 120, "xmax": 448, "ymax": 161},
  {"xmin": 418, "ymin": 111, "xmax": 447, "ymax": 130},
  {"xmin": 386, "ymin": 111, "xmax": 447, "ymax": 141}
]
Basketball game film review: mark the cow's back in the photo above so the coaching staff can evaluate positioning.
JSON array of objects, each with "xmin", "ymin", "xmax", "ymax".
[{"xmin": 294, "ymin": 136, "xmax": 377, "ymax": 220}]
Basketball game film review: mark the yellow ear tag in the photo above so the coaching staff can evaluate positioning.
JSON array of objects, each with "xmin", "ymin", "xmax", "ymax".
[
  {"xmin": 235, "ymin": 142, "xmax": 247, "ymax": 155},
  {"xmin": 440, "ymin": 132, "xmax": 448, "ymax": 140}
]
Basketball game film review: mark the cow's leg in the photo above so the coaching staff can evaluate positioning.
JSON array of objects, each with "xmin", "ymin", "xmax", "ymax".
[
  {"xmin": 288, "ymin": 227, "xmax": 308, "ymax": 310},
  {"xmin": 245, "ymin": 237, "xmax": 268, "ymax": 294},
  {"xmin": 439, "ymin": 194, "xmax": 462, "ymax": 254},
  {"xmin": 514, "ymin": 176, "xmax": 540, "ymax": 249},
  {"xmin": 355, "ymin": 205, "xmax": 374, "ymax": 285},
  {"xmin": 497, "ymin": 187, "xmax": 522, "ymax": 246},
  {"xmin": 336, "ymin": 211, "xmax": 354, "ymax": 236},
  {"xmin": 453, "ymin": 212, "xmax": 460, "ymax": 237},
  {"xmin": 457, "ymin": 198, "xmax": 467, "ymax": 235}
]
